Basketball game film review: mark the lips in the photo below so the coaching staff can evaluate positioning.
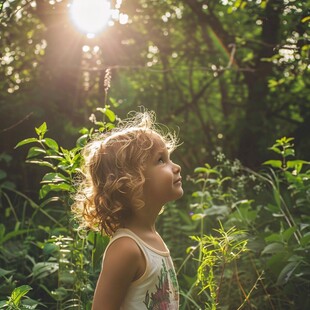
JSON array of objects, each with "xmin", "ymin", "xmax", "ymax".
[{"xmin": 174, "ymin": 177, "xmax": 182, "ymax": 184}]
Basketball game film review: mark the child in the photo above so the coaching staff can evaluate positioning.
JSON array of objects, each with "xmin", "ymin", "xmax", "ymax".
[{"xmin": 72, "ymin": 111, "xmax": 183, "ymax": 309}]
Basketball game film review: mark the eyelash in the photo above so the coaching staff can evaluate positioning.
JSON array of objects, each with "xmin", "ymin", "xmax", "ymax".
[{"xmin": 158, "ymin": 157, "xmax": 165, "ymax": 164}]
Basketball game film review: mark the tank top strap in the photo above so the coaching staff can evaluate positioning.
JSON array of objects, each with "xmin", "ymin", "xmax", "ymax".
[
  {"xmin": 101, "ymin": 228, "xmax": 179, "ymax": 309},
  {"xmin": 102, "ymin": 229, "xmax": 149, "ymax": 267},
  {"xmin": 112, "ymin": 228, "xmax": 170, "ymax": 256}
]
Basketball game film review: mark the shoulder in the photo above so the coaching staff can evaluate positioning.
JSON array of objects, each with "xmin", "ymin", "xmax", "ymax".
[
  {"xmin": 107, "ymin": 236, "xmax": 142, "ymax": 259},
  {"xmin": 92, "ymin": 237, "xmax": 145, "ymax": 309},
  {"xmin": 104, "ymin": 236, "xmax": 144, "ymax": 273},
  {"xmin": 103, "ymin": 236, "xmax": 145, "ymax": 282}
]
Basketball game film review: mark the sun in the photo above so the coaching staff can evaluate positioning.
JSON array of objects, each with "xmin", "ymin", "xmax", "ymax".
[{"xmin": 69, "ymin": 0, "xmax": 111, "ymax": 37}]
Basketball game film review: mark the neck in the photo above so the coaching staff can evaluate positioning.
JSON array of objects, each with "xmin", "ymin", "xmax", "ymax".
[
  {"xmin": 124, "ymin": 203, "xmax": 162, "ymax": 233},
  {"xmin": 124, "ymin": 213, "xmax": 156, "ymax": 232}
]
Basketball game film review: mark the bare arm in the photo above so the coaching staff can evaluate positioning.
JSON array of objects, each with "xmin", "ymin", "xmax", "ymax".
[{"xmin": 92, "ymin": 237, "xmax": 145, "ymax": 310}]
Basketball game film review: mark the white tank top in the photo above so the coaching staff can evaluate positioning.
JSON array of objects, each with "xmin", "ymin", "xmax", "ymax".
[{"xmin": 102, "ymin": 228, "xmax": 179, "ymax": 309}]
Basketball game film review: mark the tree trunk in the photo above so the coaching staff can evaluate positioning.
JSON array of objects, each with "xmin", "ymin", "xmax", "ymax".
[{"xmin": 238, "ymin": 0, "xmax": 283, "ymax": 168}]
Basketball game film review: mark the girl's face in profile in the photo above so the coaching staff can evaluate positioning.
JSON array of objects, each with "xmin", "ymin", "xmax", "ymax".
[{"xmin": 143, "ymin": 133, "xmax": 183, "ymax": 207}]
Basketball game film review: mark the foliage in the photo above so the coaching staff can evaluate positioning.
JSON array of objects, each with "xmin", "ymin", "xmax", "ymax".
[
  {"xmin": 0, "ymin": 285, "xmax": 37, "ymax": 310},
  {"xmin": 1, "ymin": 1, "xmax": 310, "ymax": 308},
  {"xmin": 0, "ymin": 107, "xmax": 115, "ymax": 309},
  {"xmin": 192, "ymin": 224, "xmax": 248, "ymax": 310},
  {"xmin": 1, "ymin": 0, "xmax": 309, "ymax": 178},
  {"xmin": 1, "ymin": 98, "xmax": 310, "ymax": 309},
  {"xmin": 169, "ymin": 137, "xmax": 310, "ymax": 309}
]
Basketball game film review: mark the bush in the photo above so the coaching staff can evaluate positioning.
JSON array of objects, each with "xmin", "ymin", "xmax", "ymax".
[
  {"xmin": 1, "ymin": 106, "xmax": 309, "ymax": 309},
  {"xmin": 173, "ymin": 137, "xmax": 310, "ymax": 309}
]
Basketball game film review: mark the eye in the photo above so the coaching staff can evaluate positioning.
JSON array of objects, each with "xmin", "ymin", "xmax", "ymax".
[{"xmin": 158, "ymin": 157, "xmax": 165, "ymax": 164}]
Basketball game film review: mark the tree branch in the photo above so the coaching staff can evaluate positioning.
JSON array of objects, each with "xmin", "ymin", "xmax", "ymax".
[{"xmin": 0, "ymin": 112, "xmax": 33, "ymax": 133}]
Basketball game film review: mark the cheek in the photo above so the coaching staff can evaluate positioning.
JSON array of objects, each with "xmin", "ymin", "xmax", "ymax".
[
  {"xmin": 144, "ymin": 178, "xmax": 160, "ymax": 193},
  {"xmin": 143, "ymin": 175, "xmax": 164, "ymax": 195}
]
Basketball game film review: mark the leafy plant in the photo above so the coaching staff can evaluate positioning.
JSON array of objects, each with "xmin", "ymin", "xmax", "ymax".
[
  {"xmin": 192, "ymin": 224, "xmax": 248, "ymax": 310},
  {"xmin": 263, "ymin": 137, "xmax": 309, "ymax": 173},
  {"xmin": 0, "ymin": 285, "xmax": 42, "ymax": 310},
  {"xmin": 0, "ymin": 106, "xmax": 116, "ymax": 309},
  {"xmin": 258, "ymin": 137, "xmax": 310, "ymax": 309},
  {"xmin": 1, "ymin": 106, "xmax": 309, "ymax": 310},
  {"xmin": 177, "ymin": 156, "xmax": 260, "ymax": 310},
  {"xmin": 176, "ymin": 137, "xmax": 309, "ymax": 309}
]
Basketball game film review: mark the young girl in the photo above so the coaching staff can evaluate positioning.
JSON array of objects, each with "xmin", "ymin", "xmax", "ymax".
[{"xmin": 73, "ymin": 111, "xmax": 183, "ymax": 309}]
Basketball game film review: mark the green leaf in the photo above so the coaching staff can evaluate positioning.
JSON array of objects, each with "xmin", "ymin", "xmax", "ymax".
[
  {"xmin": 262, "ymin": 160, "xmax": 282, "ymax": 168},
  {"xmin": 282, "ymin": 226, "xmax": 297, "ymax": 242},
  {"xmin": 79, "ymin": 127, "xmax": 89, "ymax": 135},
  {"xmin": 268, "ymin": 146, "xmax": 282, "ymax": 155},
  {"xmin": 27, "ymin": 147, "xmax": 46, "ymax": 159},
  {"xmin": 261, "ymin": 242, "xmax": 284, "ymax": 255},
  {"xmin": 88, "ymin": 232, "xmax": 109, "ymax": 269},
  {"xmin": 301, "ymin": 16, "xmax": 310, "ymax": 23},
  {"xmin": 43, "ymin": 243, "xmax": 59, "ymax": 256},
  {"xmin": 268, "ymin": 79, "xmax": 280, "ymax": 88},
  {"xmin": 0, "ymin": 170, "xmax": 7, "ymax": 180},
  {"xmin": 15, "ymin": 138, "xmax": 38, "ymax": 149},
  {"xmin": 277, "ymin": 261, "xmax": 299, "ymax": 285},
  {"xmin": 43, "ymin": 138, "xmax": 59, "ymax": 151},
  {"xmin": 0, "ymin": 267, "xmax": 14, "ymax": 277},
  {"xmin": 260, "ymin": 2, "xmax": 267, "ymax": 9},
  {"xmin": 21, "ymin": 298, "xmax": 43, "ymax": 309},
  {"xmin": 44, "ymin": 155, "xmax": 63, "ymax": 161},
  {"xmin": 25, "ymin": 160, "xmax": 54, "ymax": 169},
  {"xmin": 50, "ymin": 183, "xmax": 72, "ymax": 191},
  {"xmin": 50, "ymin": 287, "xmax": 68, "ymax": 301},
  {"xmin": 0, "ymin": 229, "xmax": 35, "ymax": 245},
  {"xmin": 277, "ymin": 137, "xmax": 294, "ymax": 144},
  {"xmin": 39, "ymin": 183, "xmax": 72, "ymax": 199},
  {"xmin": 41, "ymin": 172, "xmax": 68, "ymax": 184},
  {"xmin": 39, "ymin": 185, "xmax": 52, "ymax": 199},
  {"xmin": 59, "ymin": 270, "xmax": 76, "ymax": 285},
  {"xmin": 0, "ymin": 301, "xmax": 7, "ymax": 308},
  {"xmin": 109, "ymin": 97, "xmax": 119, "ymax": 107},
  {"xmin": 96, "ymin": 107, "xmax": 116, "ymax": 122},
  {"xmin": 300, "ymin": 232, "xmax": 310, "ymax": 247},
  {"xmin": 10, "ymin": 285, "xmax": 32, "ymax": 306},
  {"xmin": 0, "ymin": 153, "xmax": 12, "ymax": 164},
  {"xmin": 283, "ymin": 148, "xmax": 295, "ymax": 158},
  {"xmin": 35, "ymin": 122, "xmax": 47, "ymax": 137},
  {"xmin": 194, "ymin": 167, "xmax": 208, "ymax": 174},
  {"xmin": 1, "ymin": 181, "xmax": 16, "ymax": 190},
  {"xmin": 76, "ymin": 134, "xmax": 89, "ymax": 147},
  {"xmin": 191, "ymin": 213, "xmax": 206, "ymax": 221},
  {"xmin": 204, "ymin": 205, "xmax": 230, "ymax": 217},
  {"xmin": 265, "ymin": 203, "xmax": 280, "ymax": 213},
  {"xmin": 287, "ymin": 160, "xmax": 310, "ymax": 169},
  {"xmin": 32, "ymin": 262, "xmax": 58, "ymax": 280},
  {"xmin": 104, "ymin": 108, "xmax": 116, "ymax": 122},
  {"xmin": 265, "ymin": 232, "xmax": 283, "ymax": 243},
  {"xmin": 0, "ymin": 224, "xmax": 5, "ymax": 240}
]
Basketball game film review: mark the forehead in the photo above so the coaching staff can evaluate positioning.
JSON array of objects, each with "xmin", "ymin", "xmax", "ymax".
[
  {"xmin": 149, "ymin": 132, "xmax": 167, "ymax": 151},
  {"xmin": 102, "ymin": 129, "xmax": 169, "ymax": 157}
]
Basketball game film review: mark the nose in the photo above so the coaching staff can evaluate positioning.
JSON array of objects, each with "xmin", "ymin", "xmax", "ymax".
[{"xmin": 173, "ymin": 162, "xmax": 181, "ymax": 173}]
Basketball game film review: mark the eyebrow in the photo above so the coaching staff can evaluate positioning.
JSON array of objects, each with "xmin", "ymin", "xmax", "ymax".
[{"xmin": 155, "ymin": 149, "xmax": 169, "ymax": 157}]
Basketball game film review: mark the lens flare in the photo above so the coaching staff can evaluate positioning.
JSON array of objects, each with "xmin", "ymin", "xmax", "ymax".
[{"xmin": 69, "ymin": 0, "xmax": 111, "ymax": 36}]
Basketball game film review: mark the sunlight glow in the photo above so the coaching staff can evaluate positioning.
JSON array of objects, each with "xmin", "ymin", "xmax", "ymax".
[{"xmin": 69, "ymin": 0, "xmax": 111, "ymax": 36}]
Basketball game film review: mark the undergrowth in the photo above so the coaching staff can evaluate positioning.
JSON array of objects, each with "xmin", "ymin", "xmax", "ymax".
[{"xmin": 1, "ymin": 108, "xmax": 309, "ymax": 310}]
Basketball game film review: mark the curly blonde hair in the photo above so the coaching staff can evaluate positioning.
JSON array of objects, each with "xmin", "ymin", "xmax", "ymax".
[{"xmin": 72, "ymin": 111, "xmax": 178, "ymax": 236}]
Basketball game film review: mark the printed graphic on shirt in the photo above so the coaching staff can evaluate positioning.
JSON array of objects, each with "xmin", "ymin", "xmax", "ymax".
[{"xmin": 143, "ymin": 259, "xmax": 179, "ymax": 309}]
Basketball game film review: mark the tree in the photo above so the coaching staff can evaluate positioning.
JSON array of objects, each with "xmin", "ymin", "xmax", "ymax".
[{"xmin": 0, "ymin": 0, "xmax": 309, "ymax": 180}]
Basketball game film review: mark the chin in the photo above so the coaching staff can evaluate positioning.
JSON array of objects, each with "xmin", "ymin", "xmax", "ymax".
[{"xmin": 175, "ymin": 189, "xmax": 184, "ymax": 199}]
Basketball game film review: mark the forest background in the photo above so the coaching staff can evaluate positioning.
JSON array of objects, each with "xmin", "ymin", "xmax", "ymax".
[{"xmin": 0, "ymin": 0, "xmax": 309, "ymax": 309}]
